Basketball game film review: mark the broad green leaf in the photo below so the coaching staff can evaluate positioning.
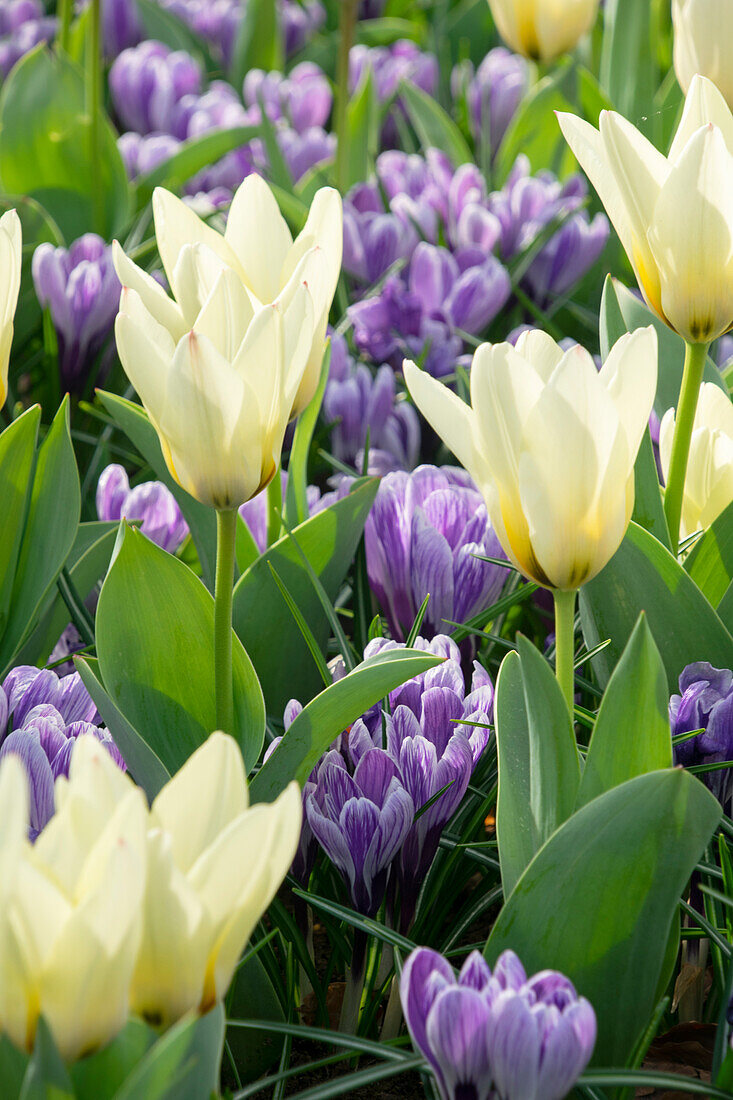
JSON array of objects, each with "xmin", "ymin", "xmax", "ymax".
[
  {"xmin": 19, "ymin": 1017, "xmax": 74, "ymax": 1100},
  {"xmin": 600, "ymin": 0, "xmax": 656, "ymax": 134},
  {"xmin": 250, "ymin": 648, "xmax": 444, "ymax": 801},
  {"xmin": 229, "ymin": 0, "xmax": 283, "ymax": 88},
  {"xmin": 399, "ymin": 81, "xmax": 472, "ymax": 167},
  {"xmin": 0, "ymin": 46, "xmax": 131, "ymax": 240},
  {"xmin": 494, "ymin": 650, "xmax": 534, "ymax": 898},
  {"xmin": 576, "ymin": 614, "xmax": 671, "ymax": 808},
  {"xmin": 0, "ymin": 1035, "xmax": 29, "ymax": 1100},
  {"xmin": 111, "ymin": 1005, "xmax": 224, "ymax": 1100},
  {"xmin": 135, "ymin": 125, "xmax": 259, "ymax": 208},
  {"xmin": 0, "ymin": 406, "xmax": 40, "ymax": 637},
  {"xmin": 75, "ymin": 656, "xmax": 171, "ymax": 802},
  {"xmin": 233, "ymin": 478, "xmax": 379, "ymax": 717},
  {"xmin": 495, "ymin": 61, "xmax": 576, "ymax": 183},
  {"xmin": 71, "ymin": 1019, "xmax": 157, "ymax": 1100},
  {"xmin": 343, "ymin": 68, "xmax": 380, "ymax": 192},
  {"xmin": 580, "ymin": 521, "xmax": 733, "ymax": 690},
  {"xmin": 97, "ymin": 392, "xmax": 216, "ymax": 591},
  {"xmin": 0, "ymin": 399, "xmax": 80, "ymax": 676},
  {"xmin": 684, "ymin": 498, "xmax": 733, "ymax": 608},
  {"xmin": 599, "ymin": 273, "xmax": 626, "ymax": 359},
  {"xmin": 226, "ymin": 953, "xmax": 285, "ymax": 1084},
  {"xmin": 486, "ymin": 769, "xmax": 720, "ymax": 1066},
  {"xmin": 611, "ymin": 281, "xmax": 724, "ymax": 419},
  {"xmin": 96, "ymin": 527, "xmax": 265, "ymax": 775}
]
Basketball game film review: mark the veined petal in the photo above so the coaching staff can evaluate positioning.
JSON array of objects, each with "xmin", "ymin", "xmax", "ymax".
[
  {"xmin": 403, "ymin": 359, "xmax": 482, "ymax": 483},
  {"xmin": 670, "ymin": 73, "xmax": 733, "ymax": 161},
  {"xmin": 648, "ymin": 123, "xmax": 733, "ymax": 342},
  {"xmin": 112, "ymin": 240, "xmax": 186, "ymax": 341},
  {"xmin": 152, "ymin": 187, "xmax": 242, "ymax": 289},
  {"xmin": 225, "ymin": 175, "xmax": 294, "ymax": 300},
  {"xmin": 151, "ymin": 732, "xmax": 248, "ymax": 875},
  {"xmin": 599, "ymin": 327, "xmax": 658, "ymax": 467}
]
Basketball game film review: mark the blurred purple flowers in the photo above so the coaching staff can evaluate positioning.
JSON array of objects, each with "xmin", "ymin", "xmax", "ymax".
[
  {"xmin": 452, "ymin": 48, "xmax": 528, "ymax": 160},
  {"xmin": 109, "ymin": 39, "xmax": 203, "ymax": 135},
  {"xmin": 349, "ymin": 40, "xmax": 438, "ymax": 147},
  {"xmin": 0, "ymin": 1, "xmax": 56, "ymax": 80},
  {"xmin": 365, "ymin": 466, "xmax": 507, "ymax": 640},
  {"xmin": 400, "ymin": 946, "xmax": 596, "ymax": 1100},
  {"xmin": 0, "ymin": 666, "xmax": 125, "ymax": 838},
  {"xmin": 670, "ymin": 662, "xmax": 733, "ymax": 808},
  {"xmin": 243, "ymin": 62, "xmax": 332, "ymax": 133},
  {"xmin": 97, "ymin": 464, "xmax": 189, "ymax": 553},
  {"xmin": 32, "ymin": 234, "xmax": 121, "ymax": 391}
]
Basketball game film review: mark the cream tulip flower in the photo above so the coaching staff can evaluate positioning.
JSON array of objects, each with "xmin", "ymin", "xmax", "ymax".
[
  {"xmin": 0, "ymin": 209, "xmax": 22, "ymax": 409},
  {"xmin": 558, "ymin": 75, "xmax": 733, "ymax": 344},
  {"xmin": 660, "ymin": 382, "xmax": 733, "ymax": 540},
  {"xmin": 673, "ymin": 0, "xmax": 733, "ymax": 111},
  {"xmin": 486, "ymin": 0, "xmax": 600, "ymax": 61},
  {"xmin": 403, "ymin": 327, "xmax": 658, "ymax": 591},
  {"xmin": 114, "ymin": 177, "xmax": 342, "ymax": 417},
  {"xmin": 0, "ymin": 738, "xmax": 147, "ymax": 1062},
  {"xmin": 130, "ymin": 732, "xmax": 301, "ymax": 1028},
  {"xmin": 115, "ymin": 264, "xmax": 314, "ymax": 510}
]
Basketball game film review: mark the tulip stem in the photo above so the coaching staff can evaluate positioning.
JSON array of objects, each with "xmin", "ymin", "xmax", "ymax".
[
  {"xmin": 335, "ymin": 0, "xmax": 359, "ymax": 194},
  {"xmin": 214, "ymin": 508, "xmax": 237, "ymax": 735},
  {"xmin": 553, "ymin": 588, "xmax": 576, "ymax": 716},
  {"xmin": 663, "ymin": 341, "xmax": 709, "ymax": 555},
  {"xmin": 266, "ymin": 469, "xmax": 283, "ymax": 547}
]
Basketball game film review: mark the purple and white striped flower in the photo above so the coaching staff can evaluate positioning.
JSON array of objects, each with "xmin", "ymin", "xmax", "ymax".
[
  {"xmin": 451, "ymin": 48, "xmax": 528, "ymax": 158},
  {"xmin": 109, "ymin": 40, "xmax": 202, "ymax": 135},
  {"xmin": 97, "ymin": 464, "xmax": 189, "ymax": 554},
  {"xmin": 400, "ymin": 947, "xmax": 597, "ymax": 1100},
  {"xmin": 243, "ymin": 62, "xmax": 332, "ymax": 133},
  {"xmin": 670, "ymin": 662, "xmax": 733, "ymax": 808}
]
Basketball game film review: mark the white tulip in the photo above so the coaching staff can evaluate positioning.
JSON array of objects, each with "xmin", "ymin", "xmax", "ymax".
[
  {"xmin": 404, "ymin": 327, "xmax": 658, "ymax": 590},
  {"xmin": 660, "ymin": 381, "xmax": 733, "ymax": 539},
  {"xmin": 673, "ymin": 0, "xmax": 733, "ymax": 110},
  {"xmin": 131, "ymin": 732, "xmax": 301, "ymax": 1028},
  {"xmin": 486, "ymin": 0, "xmax": 600, "ymax": 61},
  {"xmin": 115, "ymin": 177, "xmax": 342, "ymax": 418},
  {"xmin": 0, "ymin": 209, "xmax": 22, "ymax": 409},
  {"xmin": 558, "ymin": 75, "xmax": 733, "ymax": 344}
]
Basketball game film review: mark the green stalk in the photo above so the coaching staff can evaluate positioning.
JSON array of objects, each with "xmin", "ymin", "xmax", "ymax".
[
  {"xmin": 266, "ymin": 468, "xmax": 283, "ymax": 547},
  {"xmin": 663, "ymin": 340, "xmax": 709, "ymax": 555},
  {"xmin": 334, "ymin": 0, "xmax": 359, "ymax": 194},
  {"xmin": 86, "ymin": 0, "xmax": 104, "ymax": 235},
  {"xmin": 214, "ymin": 508, "xmax": 237, "ymax": 734},
  {"xmin": 56, "ymin": 0, "xmax": 73, "ymax": 54},
  {"xmin": 553, "ymin": 588, "xmax": 577, "ymax": 716}
]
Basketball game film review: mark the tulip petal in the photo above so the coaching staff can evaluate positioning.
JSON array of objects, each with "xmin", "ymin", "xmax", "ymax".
[
  {"xmin": 513, "ymin": 329, "xmax": 565, "ymax": 380},
  {"xmin": 283, "ymin": 187, "xmax": 343, "ymax": 312},
  {"xmin": 225, "ymin": 175, "xmax": 294, "ymax": 301},
  {"xmin": 403, "ymin": 359, "xmax": 481, "ymax": 484},
  {"xmin": 152, "ymin": 187, "xmax": 242, "ymax": 290},
  {"xmin": 648, "ymin": 123, "xmax": 733, "ymax": 342},
  {"xmin": 599, "ymin": 326, "xmax": 658, "ymax": 466},
  {"xmin": 194, "ymin": 265, "xmax": 256, "ymax": 362},
  {"xmin": 112, "ymin": 240, "xmax": 186, "ymax": 341},
  {"xmin": 669, "ymin": 73, "xmax": 733, "ymax": 162},
  {"xmin": 115, "ymin": 287, "xmax": 176, "ymax": 428}
]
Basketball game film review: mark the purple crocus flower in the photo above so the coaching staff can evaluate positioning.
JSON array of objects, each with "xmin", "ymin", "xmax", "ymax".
[
  {"xmin": 365, "ymin": 466, "xmax": 508, "ymax": 641},
  {"xmin": 670, "ymin": 662, "xmax": 733, "ymax": 808},
  {"xmin": 323, "ymin": 332, "xmax": 420, "ymax": 473},
  {"xmin": 400, "ymin": 947, "xmax": 597, "ymax": 1100},
  {"xmin": 276, "ymin": 125, "xmax": 336, "ymax": 183},
  {"xmin": 238, "ymin": 469, "xmax": 322, "ymax": 555},
  {"xmin": 281, "ymin": 0, "xmax": 326, "ymax": 57},
  {"xmin": 97, "ymin": 464, "xmax": 189, "ymax": 554},
  {"xmin": 306, "ymin": 747, "xmax": 415, "ymax": 917},
  {"xmin": 359, "ymin": 0, "xmax": 386, "ymax": 15},
  {"xmin": 118, "ymin": 131, "xmax": 182, "ymax": 180},
  {"xmin": 349, "ymin": 40, "xmax": 438, "ymax": 146},
  {"xmin": 76, "ymin": 0, "xmax": 142, "ymax": 58},
  {"xmin": 0, "ymin": 667, "xmax": 125, "ymax": 838},
  {"xmin": 109, "ymin": 40, "xmax": 202, "ymax": 135},
  {"xmin": 0, "ymin": 11, "xmax": 55, "ymax": 79},
  {"xmin": 0, "ymin": 0, "xmax": 43, "ymax": 34},
  {"xmin": 451, "ymin": 48, "xmax": 528, "ymax": 158},
  {"xmin": 243, "ymin": 62, "xmax": 332, "ymax": 134},
  {"xmin": 32, "ymin": 234, "xmax": 121, "ymax": 391}
]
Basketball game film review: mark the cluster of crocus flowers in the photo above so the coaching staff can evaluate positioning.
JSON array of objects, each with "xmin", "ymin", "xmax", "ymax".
[
  {"xmin": 0, "ymin": 208, "xmax": 22, "ymax": 409},
  {"xmin": 0, "ymin": 732, "xmax": 301, "ymax": 1061},
  {"xmin": 670, "ymin": 661, "xmax": 733, "ymax": 810},
  {"xmin": 486, "ymin": 0, "xmax": 601, "ymax": 61},
  {"xmin": 400, "ymin": 946, "xmax": 596, "ymax": 1100}
]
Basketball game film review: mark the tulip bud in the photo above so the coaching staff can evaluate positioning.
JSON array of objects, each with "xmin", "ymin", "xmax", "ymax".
[
  {"xmin": 673, "ymin": 0, "xmax": 733, "ymax": 111},
  {"xmin": 660, "ymin": 382, "xmax": 733, "ymax": 540},
  {"xmin": 486, "ymin": 0, "xmax": 600, "ymax": 61},
  {"xmin": 130, "ymin": 733, "xmax": 301, "ymax": 1028},
  {"xmin": 0, "ymin": 209, "xmax": 22, "ymax": 410},
  {"xmin": 558, "ymin": 75, "xmax": 733, "ymax": 344},
  {"xmin": 404, "ymin": 326, "xmax": 658, "ymax": 590}
]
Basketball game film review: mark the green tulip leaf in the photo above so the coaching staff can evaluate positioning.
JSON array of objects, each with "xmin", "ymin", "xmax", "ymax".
[
  {"xmin": 250, "ymin": 647, "xmax": 444, "ymax": 801},
  {"xmin": 580, "ymin": 521, "xmax": 733, "ymax": 691},
  {"xmin": 225, "ymin": 952, "xmax": 286, "ymax": 1084},
  {"xmin": 0, "ymin": 405, "xmax": 40, "ymax": 638},
  {"xmin": 486, "ymin": 769, "xmax": 721, "ymax": 1066},
  {"xmin": 343, "ymin": 68, "xmax": 380, "ymax": 193},
  {"xmin": 684, "ymin": 498, "xmax": 733, "ymax": 608},
  {"xmin": 19, "ymin": 1017, "xmax": 74, "ymax": 1100},
  {"xmin": 495, "ymin": 60, "xmax": 576, "ymax": 184},
  {"xmin": 71, "ymin": 1019, "xmax": 157, "ymax": 1100},
  {"xmin": 111, "ymin": 1005, "xmax": 224, "ymax": 1100},
  {"xmin": 96, "ymin": 526, "xmax": 265, "ymax": 775},
  {"xmin": 233, "ymin": 478, "xmax": 379, "ymax": 717},
  {"xmin": 399, "ymin": 80, "xmax": 473, "ymax": 168},
  {"xmin": 576, "ymin": 613, "xmax": 671, "ymax": 809}
]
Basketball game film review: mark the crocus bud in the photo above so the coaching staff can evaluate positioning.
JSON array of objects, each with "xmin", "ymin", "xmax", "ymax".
[
  {"xmin": 32, "ymin": 234, "xmax": 120, "ymax": 391},
  {"xmin": 109, "ymin": 40, "xmax": 202, "ymax": 134},
  {"xmin": 670, "ymin": 661, "xmax": 733, "ymax": 808},
  {"xmin": 673, "ymin": 0, "xmax": 733, "ymax": 110},
  {"xmin": 0, "ymin": 737, "xmax": 148, "ymax": 1062},
  {"xmin": 114, "ymin": 175, "xmax": 342, "ymax": 421},
  {"xmin": 131, "ymin": 733, "xmax": 301, "ymax": 1027},
  {"xmin": 660, "ymin": 382, "xmax": 733, "ymax": 540},
  {"xmin": 400, "ymin": 946, "xmax": 596, "ymax": 1100},
  {"xmin": 0, "ymin": 209, "xmax": 21, "ymax": 409},
  {"xmin": 96, "ymin": 464, "xmax": 189, "ymax": 553},
  {"xmin": 404, "ymin": 327, "xmax": 658, "ymax": 590},
  {"xmin": 558, "ymin": 75, "xmax": 733, "ymax": 343},
  {"xmin": 486, "ymin": 0, "xmax": 600, "ymax": 61}
]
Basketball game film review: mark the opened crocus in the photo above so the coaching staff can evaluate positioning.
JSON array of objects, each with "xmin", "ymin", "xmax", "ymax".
[
  {"xmin": 673, "ymin": 0, "xmax": 733, "ymax": 111},
  {"xmin": 486, "ymin": 0, "xmax": 600, "ymax": 61},
  {"xmin": 0, "ymin": 209, "xmax": 22, "ymax": 410},
  {"xmin": 131, "ymin": 733, "xmax": 301, "ymax": 1028}
]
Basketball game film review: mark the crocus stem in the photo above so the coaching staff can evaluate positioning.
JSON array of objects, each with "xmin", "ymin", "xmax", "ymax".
[
  {"xmin": 266, "ymin": 468, "xmax": 283, "ymax": 547},
  {"xmin": 85, "ymin": 0, "xmax": 104, "ymax": 236},
  {"xmin": 380, "ymin": 976, "xmax": 403, "ymax": 1042},
  {"xmin": 340, "ymin": 930, "xmax": 367, "ymax": 1034},
  {"xmin": 663, "ymin": 340, "xmax": 709, "ymax": 555},
  {"xmin": 57, "ymin": 0, "xmax": 73, "ymax": 53},
  {"xmin": 214, "ymin": 508, "xmax": 237, "ymax": 734},
  {"xmin": 335, "ymin": 0, "xmax": 359, "ymax": 194},
  {"xmin": 553, "ymin": 588, "xmax": 577, "ymax": 716}
]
